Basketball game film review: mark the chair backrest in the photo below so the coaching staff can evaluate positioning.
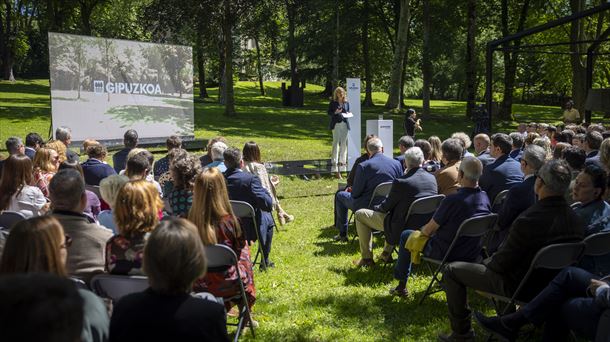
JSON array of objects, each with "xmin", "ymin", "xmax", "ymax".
[
  {"xmin": 491, "ymin": 189, "xmax": 510, "ymax": 212},
  {"xmin": 0, "ymin": 211, "xmax": 26, "ymax": 230},
  {"xmin": 85, "ymin": 185, "xmax": 102, "ymax": 199},
  {"xmin": 90, "ymin": 274, "xmax": 149, "ymax": 302},
  {"xmin": 456, "ymin": 214, "xmax": 499, "ymax": 238},
  {"xmin": 367, "ymin": 182, "xmax": 393, "ymax": 208},
  {"xmin": 584, "ymin": 232, "xmax": 610, "ymax": 257},
  {"xmin": 570, "ymin": 201, "xmax": 582, "ymax": 209},
  {"xmin": 405, "ymin": 194, "xmax": 445, "ymax": 218},
  {"xmin": 230, "ymin": 200, "xmax": 255, "ymax": 220},
  {"xmin": 204, "ymin": 244, "xmax": 238, "ymax": 269},
  {"xmin": 531, "ymin": 242, "xmax": 586, "ymax": 271}
]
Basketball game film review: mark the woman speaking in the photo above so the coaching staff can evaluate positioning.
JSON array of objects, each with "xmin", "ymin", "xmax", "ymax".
[{"xmin": 327, "ymin": 87, "xmax": 350, "ymax": 179}]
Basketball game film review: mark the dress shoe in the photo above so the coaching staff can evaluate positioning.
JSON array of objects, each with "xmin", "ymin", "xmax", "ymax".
[
  {"xmin": 352, "ymin": 258, "xmax": 375, "ymax": 268},
  {"xmin": 333, "ymin": 234, "xmax": 348, "ymax": 242},
  {"xmin": 474, "ymin": 311, "xmax": 517, "ymax": 342},
  {"xmin": 437, "ymin": 330, "xmax": 475, "ymax": 342}
]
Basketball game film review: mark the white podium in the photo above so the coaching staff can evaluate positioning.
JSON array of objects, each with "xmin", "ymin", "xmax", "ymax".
[{"xmin": 366, "ymin": 119, "xmax": 393, "ymax": 159}]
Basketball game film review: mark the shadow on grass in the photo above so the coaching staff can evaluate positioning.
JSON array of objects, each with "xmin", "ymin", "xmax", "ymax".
[
  {"xmin": 312, "ymin": 227, "xmax": 359, "ymax": 257},
  {"xmin": 0, "ymin": 80, "xmax": 50, "ymax": 96}
]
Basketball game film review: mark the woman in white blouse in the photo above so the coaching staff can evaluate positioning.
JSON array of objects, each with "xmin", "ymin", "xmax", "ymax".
[{"xmin": 0, "ymin": 154, "xmax": 48, "ymax": 218}]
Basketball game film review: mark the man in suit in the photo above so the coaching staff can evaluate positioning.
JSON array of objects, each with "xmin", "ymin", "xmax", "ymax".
[
  {"xmin": 508, "ymin": 132, "xmax": 524, "ymax": 161},
  {"xmin": 333, "ymin": 137, "xmax": 402, "ymax": 242},
  {"xmin": 473, "ymin": 133, "xmax": 495, "ymax": 167},
  {"xmin": 584, "ymin": 130, "xmax": 603, "ymax": 166},
  {"xmin": 0, "ymin": 137, "xmax": 25, "ymax": 176},
  {"xmin": 49, "ymin": 169, "xmax": 113, "ymax": 283},
  {"xmin": 24, "ymin": 132, "xmax": 43, "ymax": 159},
  {"xmin": 438, "ymin": 159, "xmax": 584, "ymax": 342},
  {"xmin": 394, "ymin": 135, "xmax": 414, "ymax": 173},
  {"xmin": 55, "ymin": 127, "xmax": 79, "ymax": 163},
  {"xmin": 113, "ymin": 129, "xmax": 138, "ymax": 173},
  {"xmin": 81, "ymin": 144, "xmax": 116, "ymax": 186},
  {"xmin": 389, "ymin": 157, "xmax": 491, "ymax": 297},
  {"xmin": 223, "ymin": 147, "xmax": 275, "ymax": 268},
  {"xmin": 487, "ymin": 145, "xmax": 546, "ymax": 254},
  {"xmin": 353, "ymin": 147, "xmax": 437, "ymax": 267},
  {"xmin": 435, "ymin": 138, "xmax": 463, "ymax": 196},
  {"xmin": 479, "ymin": 133, "xmax": 524, "ymax": 203}
]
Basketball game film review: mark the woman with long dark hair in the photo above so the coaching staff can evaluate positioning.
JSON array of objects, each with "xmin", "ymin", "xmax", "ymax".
[{"xmin": 0, "ymin": 154, "xmax": 47, "ymax": 217}]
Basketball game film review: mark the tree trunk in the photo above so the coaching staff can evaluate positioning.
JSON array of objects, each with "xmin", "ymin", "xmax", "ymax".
[
  {"xmin": 362, "ymin": 0, "xmax": 374, "ymax": 107},
  {"xmin": 385, "ymin": 0, "xmax": 410, "ymax": 110},
  {"xmin": 570, "ymin": 0, "xmax": 587, "ymax": 112},
  {"xmin": 222, "ymin": 0, "xmax": 235, "ymax": 116},
  {"xmin": 464, "ymin": 0, "xmax": 477, "ymax": 118},
  {"xmin": 331, "ymin": 0, "xmax": 339, "ymax": 90},
  {"xmin": 196, "ymin": 28, "xmax": 208, "ymax": 98},
  {"xmin": 2, "ymin": 1, "xmax": 13, "ymax": 80},
  {"xmin": 79, "ymin": 1, "xmax": 94, "ymax": 35},
  {"xmin": 254, "ymin": 35, "xmax": 265, "ymax": 96},
  {"xmin": 421, "ymin": 0, "xmax": 432, "ymax": 118},
  {"xmin": 322, "ymin": 77, "xmax": 333, "ymax": 97},
  {"xmin": 218, "ymin": 37, "xmax": 225, "ymax": 104},
  {"xmin": 286, "ymin": 1, "xmax": 299, "ymax": 88}
]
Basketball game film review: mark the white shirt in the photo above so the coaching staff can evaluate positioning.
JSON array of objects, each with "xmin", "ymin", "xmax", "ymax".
[{"xmin": 7, "ymin": 185, "xmax": 46, "ymax": 218}]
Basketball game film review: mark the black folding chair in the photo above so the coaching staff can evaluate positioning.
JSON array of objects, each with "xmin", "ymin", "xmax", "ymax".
[
  {"xmin": 418, "ymin": 213, "xmax": 498, "ymax": 305},
  {"xmin": 478, "ymin": 242, "xmax": 585, "ymax": 315},
  {"xmin": 204, "ymin": 244, "xmax": 255, "ymax": 341},
  {"xmin": 348, "ymin": 181, "xmax": 393, "ymax": 240},
  {"xmin": 491, "ymin": 189, "xmax": 509, "ymax": 213},
  {"xmin": 230, "ymin": 200, "xmax": 267, "ymax": 270},
  {"xmin": 583, "ymin": 231, "xmax": 610, "ymax": 257},
  {"xmin": 90, "ymin": 274, "xmax": 149, "ymax": 302},
  {"xmin": 0, "ymin": 211, "xmax": 27, "ymax": 230},
  {"xmin": 404, "ymin": 194, "xmax": 446, "ymax": 228}
]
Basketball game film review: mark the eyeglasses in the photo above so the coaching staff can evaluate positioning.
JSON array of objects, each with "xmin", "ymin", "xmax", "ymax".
[{"xmin": 61, "ymin": 234, "xmax": 72, "ymax": 249}]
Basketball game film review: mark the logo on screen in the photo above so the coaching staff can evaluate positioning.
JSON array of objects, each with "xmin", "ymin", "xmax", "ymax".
[{"xmin": 93, "ymin": 80, "xmax": 104, "ymax": 94}]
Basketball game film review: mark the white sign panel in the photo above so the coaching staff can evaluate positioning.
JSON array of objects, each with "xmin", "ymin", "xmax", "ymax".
[
  {"xmin": 366, "ymin": 119, "xmax": 393, "ymax": 159},
  {"xmin": 346, "ymin": 78, "xmax": 361, "ymax": 170}
]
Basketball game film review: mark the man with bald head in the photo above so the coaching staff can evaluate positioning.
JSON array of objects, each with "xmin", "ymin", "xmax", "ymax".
[{"xmin": 473, "ymin": 134, "xmax": 494, "ymax": 167}]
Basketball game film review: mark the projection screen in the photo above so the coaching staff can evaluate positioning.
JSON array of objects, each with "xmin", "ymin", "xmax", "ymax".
[{"xmin": 48, "ymin": 32, "xmax": 194, "ymax": 143}]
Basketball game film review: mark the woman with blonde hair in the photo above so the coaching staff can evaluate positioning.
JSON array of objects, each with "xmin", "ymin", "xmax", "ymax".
[
  {"xmin": 533, "ymin": 137, "xmax": 552, "ymax": 160},
  {"xmin": 33, "ymin": 147, "xmax": 60, "ymax": 197},
  {"xmin": 0, "ymin": 216, "xmax": 109, "ymax": 342},
  {"xmin": 327, "ymin": 86, "xmax": 350, "ymax": 178},
  {"xmin": 105, "ymin": 180, "xmax": 163, "ymax": 275},
  {"xmin": 188, "ymin": 167, "xmax": 256, "ymax": 311},
  {"xmin": 428, "ymin": 136, "xmax": 443, "ymax": 162},
  {"xmin": 46, "ymin": 140, "xmax": 69, "ymax": 163},
  {"xmin": 98, "ymin": 174, "xmax": 129, "ymax": 233}
]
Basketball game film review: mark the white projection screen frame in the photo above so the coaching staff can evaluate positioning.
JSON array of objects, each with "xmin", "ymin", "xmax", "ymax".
[{"xmin": 48, "ymin": 32, "xmax": 194, "ymax": 143}]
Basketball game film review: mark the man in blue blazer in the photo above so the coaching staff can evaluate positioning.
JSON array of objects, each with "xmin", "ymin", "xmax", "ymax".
[
  {"xmin": 394, "ymin": 135, "xmax": 414, "ymax": 173},
  {"xmin": 508, "ymin": 132, "xmax": 524, "ymax": 161},
  {"xmin": 473, "ymin": 133, "xmax": 495, "ymax": 167},
  {"xmin": 479, "ymin": 133, "xmax": 524, "ymax": 203},
  {"xmin": 112, "ymin": 129, "xmax": 138, "ymax": 173},
  {"xmin": 333, "ymin": 137, "xmax": 402, "ymax": 242},
  {"xmin": 24, "ymin": 132, "xmax": 43, "ymax": 160},
  {"xmin": 81, "ymin": 144, "xmax": 116, "ymax": 186},
  {"xmin": 223, "ymin": 147, "xmax": 275, "ymax": 268}
]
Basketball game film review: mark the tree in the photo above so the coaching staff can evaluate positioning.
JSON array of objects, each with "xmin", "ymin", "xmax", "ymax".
[
  {"xmin": 361, "ymin": 0, "xmax": 374, "ymax": 106},
  {"xmin": 421, "ymin": 0, "xmax": 431, "ymax": 118},
  {"xmin": 385, "ymin": 0, "xmax": 410, "ymax": 110},
  {"xmin": 464, "ymin": 0, "xmax": 477, "ymax": 118}
]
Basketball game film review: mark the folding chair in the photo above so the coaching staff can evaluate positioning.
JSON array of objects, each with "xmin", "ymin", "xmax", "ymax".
[
  {"xmin": 90, "ymin": 274, "xmax": 149, "ymax": 302},
  {"xmin": 404, "ymin": 194, "xmax": 446, "ymax": 228},
  {"xmin": 230, "ymin": 200, "xmax": 267, "ymax": 270},
  {"xmin": 418, "ymin": 213, "xmax": 498, "ymax": 305},
  {"xmin": 479, "ymin": 242, "xmax": 585, "ymax": 315},
  {"xmin": 348, "ymin": 181, "xmax": 393, "ymax": 240},
  {"xmin": 0, "ymin": 211, "xmax": 26, "ymax": 230},
  {"xmin": 570, "ymin": 202, "xmax": 582, "ymax": 209},
  {"xmin": 583, "ymin": 231, "xmax": 610, "ymax": 257},
  {"xmin": 204, "ymin": 244, "xmax": 255, "ymax": 341},
  {"xmin": 491, "ymin": 189, "xmax": 509, "ymax": 213}
]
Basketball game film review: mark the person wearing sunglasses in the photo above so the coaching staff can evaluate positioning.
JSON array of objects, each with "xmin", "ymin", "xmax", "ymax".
[
  {"xmin": 0, "ymin": 216, "xmax": 109, "ymax": 342},
  {"xmin": 33, "ymin": 147, "xmax": 61, "ymax": 197}
]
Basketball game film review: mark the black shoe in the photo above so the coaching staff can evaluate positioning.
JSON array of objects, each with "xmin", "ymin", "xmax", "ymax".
[
  {"xmin": 474, "ymin": 312, "xmax": 517, "ymax": 342},
  {"xmin": 259, "ymin": 261, "xmax": 275, "ymax": 271},
  {"xmin": 333, "ymin": 234, "xmax": 348, "ymax": 242},
  {"xmin": 437, "ymin": 330, "xmax": 475, "ymax": 342}
]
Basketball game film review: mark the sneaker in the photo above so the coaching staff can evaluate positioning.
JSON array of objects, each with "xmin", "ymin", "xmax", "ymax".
[
  {"xmin": 333, "ymin": 234, "xmax": 348, "ymax": 242},
  {"xmin": 474, "ymin": 312, "xmax": 517, "ymax": 342},
  {"xmin": 437, "ymin": 330, "xmax": 475, "ymax": 342},
  {"xmin": 388, "ymin": 286, "xmax": 408, "ymax": 297},
  {"xmin": 352, "ymin": 258, "xmax": 375, "ymax": 268}
]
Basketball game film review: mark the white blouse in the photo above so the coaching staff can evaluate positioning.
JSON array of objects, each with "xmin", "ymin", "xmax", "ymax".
[{"xmin": 7, "ymin": 185, "xmax": 47, "ymax": 218}]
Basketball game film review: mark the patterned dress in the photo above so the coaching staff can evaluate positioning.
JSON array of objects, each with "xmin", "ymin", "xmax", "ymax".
[
  {"xmin": 34, "ymin": 170, "xmax": 55, "ymax": 197},
  {"xmin": 193, "ymin": 215, "xmax": 256, "ymax": 309},
  {"xmin": 105, "ymin": 232, "xmax": 148, "ymax": 275},
  {"xmin": 167, "ymin": 188, "xmax": 193, "ymax": 218}
]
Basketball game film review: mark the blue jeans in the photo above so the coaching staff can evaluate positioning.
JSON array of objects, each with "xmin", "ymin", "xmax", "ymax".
[
  {"xmin": 394, "ymin": 229, "xmax": 431, "ymax": 282},
  {"xmin": 334, "ymin": 191, "xmax": 355, "ymax": 236},
  {"xmin": 520, "ymin": 266, "xmax": 602, "ymax": 341}
]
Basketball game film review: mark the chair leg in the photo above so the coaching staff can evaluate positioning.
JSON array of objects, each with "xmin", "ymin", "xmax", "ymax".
[{"xmin": 418, "ymin": 263, "xmax": 443, "ymax": 305}]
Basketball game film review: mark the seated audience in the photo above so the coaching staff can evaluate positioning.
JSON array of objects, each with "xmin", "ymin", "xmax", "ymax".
[
  {"xmin": 55, "ymin": 126, "xmax": 79, "ymax": 163},
  {"xmin": 451, "ymin": 132, "xmax": 474, "ymax": 157},
  {"xmin": 109, "ymin": 218, "xmax": 229, "ymax": 342},
  {"xmin": 573, "ymin": 133, "xmax": 586, "ymax": 148},
  {"xmin": 475, "ymin": 267, "xmax": 607, "ymax": 342},
  {"xmin": 153, "ymin": 135, "xmax": 182, "ymax": 180},
  {"xmin": 553, "ymin": 142, "xmax": 571, "ymax": 160},
  {"xmin": 0, "ymin": 136, "xmax": 25, "ymax": 176},
  {"xmin": 159, "ymin": 148, "xmax": 187, "ymax": 194},
  {"xmin": 428, "ymin": 135, "xmax": 443, "ymax": 163},
  {"xmin": 490, "ymin": 145, "xmax": 546, "ymax": 254},
  {"xmin": 389, "ymin": 157, "xmax": 490, "ymax": 297},
  {"xmin": 562, "ymin": 145, "xmax": 586, "ymax": 173},
  {"xmin": 58, "ymin": 161, "xmax": 101, "ymax": 219},
  {"xmin": 189, "ymin": 168, "xmax": 256, "ymax": 311},
  {"xmin": 167, "ymin": 151, "xmax": 201, "ymax": 217},
  {"xmin": 112, "ymin": 129, "xmax": 138, "ymax": 173},
  {"xmin": 124, "ymin": 151, "xmax": 163, "ymax": 197},
  {"xmin": 572, "ymin": 165, "xmax": 610, "ymax": 275},
  {"xmin": 473, "ymin": 133, "xmax": 495, "ymax": 167},
  {"xmin": 33, "ymin": 147, "xmax": 60, "ymax": 197},
  {"xmin": 532, "ymin": 137, "xmax": 552, "ymax": 160},
  {"xmin": 205, "ymin": 141, "xmax": 228, "ymax": 172},
  {"xmin": 584, "ymin": 130, "xmax": 603, "ymax": 165},
  {"xmin": 346, "ymin": 134, "xmax": 376, "ymax": 187},
  {"xmin": 517, "ymin": 123, "xmax": 527, "ymax": 137},
  {"xmin": 394, "ymin": 135, "xmax": 415, "ymax": 172},
  {"xmin": 333, "ymin": 137, "xmax": 402, "ymax": 242},
  {"xmin": 0, "ymin": 154, "xmax": 47, "ymax": 217},
  {"xmin": 508, "ymin": 132, "xmax": 524, "ymax": 161},
  {"xmin": 243, "ymin": 141, "xmax": 294, "ymax": 225},
  {"xmin": 524, "ymin": 132, "xmax": 540, "ymax": 147},
  {"xmin": 479, "ymin": 133, "xmax": 524, "ymax": 203},
  {"xmin": 24, "ymin": 132, "xmax": 43, "ymax": 159},
  {"xmin": 81, "ymin": 143, "xmax": 116, "ymax": 186},
  {"xmin": 353, "ymin": 147, "xmax": 437, "ymax": 267},
  {"xmin": 526, "ymin": 123, "xmax": 538, "ymax": 133},
  {"xmin": 200, "ymin": 136, "xmax": 228, "ymax": 167},
  {"xmin": 0, "ymin": 216, "xmax": 109, "ymax": 342},
  {"xmin": 49, "ymin": 169, "xmax": 112, "ymax": 282},
  {"xmin": 556, "ymin": 129, "xmax": 574, "ymax": 145},
  {"xmin": 224, "ymin": 147, "xmax": 275, "ymax": 267},
  {"xmin": 46, "ymin": 139, "xmax": 68, "ymax": 163},
  {"xmin": 106, "ymin": 180, "xmax": 163, "ymax": 275},
  {"xmin": 415, "ymin": 139, "xmax": 440, "ymax": 173},
  {"xmin": 439, "ymin": 159, "xmax": 584, "ymax": 341},
  {"xmin": 600, "ymin": 138, "xmax": 610, "ymax": 172},
  {"xmin": 435, "ymin": 138, "xmax": 463, "ymax": 196},
  {"xmin": 98, "ymin": 175, "xmax": 129, "ymax": 233}
]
